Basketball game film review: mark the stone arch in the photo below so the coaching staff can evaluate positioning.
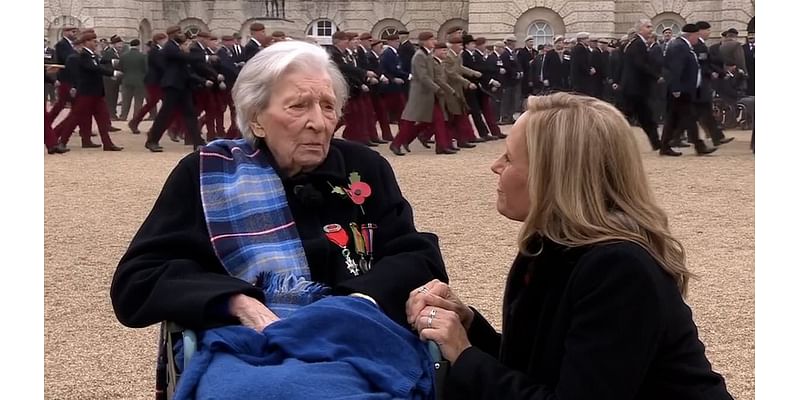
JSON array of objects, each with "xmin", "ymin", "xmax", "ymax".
[
  {"xmin": 747, "ymin": 17, "xmax": 754, "ymax": 33},
  {"xmin": 178, "ymin": 17, "xmax": 209, "ymax": 37},
  {"xmin": 651, "ymin": 12, "xmax": 685, "ymax": 39},
  {"xmin": 371, "ymin": 18, "xmax": 407, "ymax": 41},
  {"xmin": 47, "ymin": 15, "xmax": 83, "ymax": 45},
  {"xmin": 513, "ymin": 7, "xmax": 565, "ymax": 44},
  {"xmin": 138, "ymin": 19, "xmax": 152, "ymax": 44},
  {"xmin": 438, "ymin": 18, "xmax": 469, "ymax": 42}
]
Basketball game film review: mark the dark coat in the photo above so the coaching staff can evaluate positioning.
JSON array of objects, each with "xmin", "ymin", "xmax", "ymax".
[
  {"xmin": 693, "ymin": 39, "xmax": 715, "ymax": 102},
  {"xmin": 484, "ymin": 51, "xmax": 505, "ymax": 86},
  {"xmin": 569, "ymin": 43, "xmax": 593, "ymax": 94},
  {"xmin": 500, "ymin": 47, "xmax": 521, "ymax": 86},
  {"xmin": 530, "ymin": 53, "xmax": 544, "ymax": 87},
  {"xmin": 144, "ymin": 44, "xmax": 165, "ymax": 86},
  {"xmin": 75, "ymin": 48, "xmax": 115, "ymax": 97},
  {"xmin": 243, "ymin": 37, "xmax": 262, "ymax": 62},
  {"xmin": 44, "ymin": 47, "xmax": 56, "ymax": 64},
  {"xmin": 380, "ymin": 46, "xmax": 410, "ymax": 93},
  {"xmin": 55, "ymin": 37, "xmax": 76, "ymax": 83},
  {"xmin": 216, "ymin": 46, "xmax": 240, "ymax": 86},
  {"xmin": 446, "ymin": 239, "xmax": 733, "ymax": 400},
  {"xmin": 621, "ymin": 35, "xmax": 661, "ymax": 97},
  {"xmin": 742, "ymin": 42, "xmax": 755, "ymax": 95},
  {"xmin": 159, "ymin": 39, "xmax": 206, "ymax": 90},
  {"xmin": 515, "ymin": 47, "xmax": 537, "ymax": 86},
  {"xmin": 330, "ymin": 45, "xmax": 367, "ymax": 97},
  {"xmin": 119, "ymin": 48, "xmax": 148, "ymax": 87},
  {"xmin": 715, "ymin": 69, "xmax": 747, "ymax": 103},
  {"xmin": 398, "ymin": 40, "xmax": 416, "ymax": 75},
  {"xmin": 542, "ymin": 49, "xmax": 567, "ymax": 90},
  {"xmin": 591, "ymin": 48, "xmax": 609, "ymax": 95},
  {"xmin": 110, "ymin": 139, "xmax": 448, "ymax": 331},
  {"xmin": 665, "ymin": 37, "xmax": 700, "ymax": 98}
]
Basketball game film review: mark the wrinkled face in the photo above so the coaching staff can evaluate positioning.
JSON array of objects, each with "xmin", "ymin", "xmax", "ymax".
[
  {"xmin": 640, "ymin": 20, "xmax": 654, "ymax": 37},
  {"xmin": 114, "ymin": 42, "xmax": 124, "ymax": 51},
  {"xmin": 555, "ymin": 42, "xmax": 564, "ymax": 51},
  {"xmin": 663, "ymin": 30, "xmax": 673, "ymax": 41},
  {"xmin": 465, "ymin": 42, "xmax": 476, "ymax": 51},
  {"xmin": 491, "ymin": 112, "xmax": 531, "ymax": 222},
  {"xmin": 64, "ymin": 29, "xmax": 78, "ymax": 40},
  {"xmin": 525, "ymin": 39, "xmax": 534, "ymax": 48},
  {"xmin": 252, "ymin": 70, "xmax": 338, "ymax": 177}
]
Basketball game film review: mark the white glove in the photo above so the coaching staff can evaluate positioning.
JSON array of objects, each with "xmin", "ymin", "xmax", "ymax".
[
  {"xmin": 711, "ymin": 72, "xmax": 719, "ymax": 79},
  {"xmin": 408, "ymin": 74, "xmax": 413, "ymax": 80},
  {"xmin": 468, "ymin": 83, "xmax": 477, "ymax": 90},
  {"xmin": 205, "ymin": 80, "xmax": 214, "ymax": 88},
  {"xmin": 392, "ymin": 78, "xmax": 404, "ymax": 85},
  {"xmin": 113, "ymin": 70, "xmax": 124, "ymax": 79},
  {"xmin": 543, "ymin": 79, "xmax": 549, "ymax": 87},
  {"xmin": 528, "ymin": 81, "xmax": 533, "ymax": 87},
  {"xmin": 218, "ymin": 74, "xmax": 225, "ymax": 82},
  {"xmin": 589, "ymin": 67, "xmax": 596, "ymax": 75},
  {"xmin": 657, "ymin": 77, "xmax": 665, "ymax": 84},
  {"xmin": 361, "ymin": 84, "xmax": 369, "ymax": 92},
  {"xmin": 499, "ymin": 68, "xmax": 506, "ymax": 74},
  {"xmin": 380, "ymin": 75, "xmax": 389, "ymax": 84},
  {"xmin": 491, "ymin": 87, "xmax": 498, "ymax": 92},
  {"xmin": 489, "ymin": 79, "xmax": 501, "ymax": 88},
  {"xmin": 219, "ymin": 82, "xmax": 227, "ymax": 90}
]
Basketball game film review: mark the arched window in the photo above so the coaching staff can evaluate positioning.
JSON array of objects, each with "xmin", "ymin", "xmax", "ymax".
[
  {"xmin": 655, "ymin": 20, "xmax": 681, "ymax": 37},
  {"xmin": 178, "ymin": 18, "xmax": 209, "ymax": 39},
  {"xmin": 380, "ymin": 27, "xmax": 399, "ymax": 40},
  {"xmin": 527, "ymin": 20, "xmax": 553, "ymax": 47},
  {"xmin": 306, "ymin": 19, "xmax": 337, "ymax": 45},
  {"xmin": 184, "ymin": 26, "xmax": 201, "ymax": 38}
]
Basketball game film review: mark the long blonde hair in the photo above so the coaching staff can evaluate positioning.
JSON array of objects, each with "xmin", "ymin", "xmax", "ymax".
[{"xmin": 518, "ymin": 93, "xmax": 693, "ymax": 295}]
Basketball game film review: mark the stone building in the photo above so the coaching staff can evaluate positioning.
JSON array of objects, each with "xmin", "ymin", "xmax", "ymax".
[{"xmin": 44, "ymin": 0, "xmax": 755, "ymax": 46}]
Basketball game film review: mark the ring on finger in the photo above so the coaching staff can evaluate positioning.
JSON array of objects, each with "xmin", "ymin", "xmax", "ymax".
[
  {"xmin": 429, "ymin": 308, "xmax": 437, "ymax": 319},
  {"xmin": 427, "ymin": 316, "xmax": 433, "ymax": 328},
  {"xmin": 417, "ymin": 286, "xmax": 429, "ymax": 294}
]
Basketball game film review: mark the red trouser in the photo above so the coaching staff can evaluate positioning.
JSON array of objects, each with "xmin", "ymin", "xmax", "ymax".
[
  {"xmin": 48, "ymin": 83, "xmax": 72, "ymax": 120},
  {"xmin": 342, "ymin": 94, "xmax": 370, "ymax": 144},
  {"xmin": 130, "ymin": 85, "xmax": 161, "ymax": 127},
  {"xmin": 383, "ymin": 92, "xmax": 406, "ymax": 121},
  {"xmin": 360, "ymin": 95, "xmax": 380, "ymax": 142},
  {"xmin": 371, "ymin": 93, "xmax": 393, "ymax": 141},
  {"xmin": 480, "ymin": 95, "xmax": 503, "ymax": 136},
  {"xmin": 391, "ymin": 106, "xmax": 451, "ymax": 152},
  {"xmin": 44, "ymin": 103, "xmax": 58, "ymax": 148},
  {"xmin": 55, "ymin": 95, "xmax": 116, "ymax": 147},
  {"xmin": 448, "ymin": 113, "xmax": 478, "ymax": 144},
  {"xmin": 219, "ymin": 88, "xmax": 240, "ymax": 138}
]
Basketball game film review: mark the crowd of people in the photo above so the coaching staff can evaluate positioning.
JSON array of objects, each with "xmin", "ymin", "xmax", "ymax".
[{"xmin": 43, "ymin": 17, "xmax": 754, "ymax": 156}]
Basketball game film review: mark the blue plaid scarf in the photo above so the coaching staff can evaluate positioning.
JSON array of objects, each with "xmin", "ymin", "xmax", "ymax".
[{"xmin": 199, "ymin": 139, "xmax": 329, "ymax": 317}]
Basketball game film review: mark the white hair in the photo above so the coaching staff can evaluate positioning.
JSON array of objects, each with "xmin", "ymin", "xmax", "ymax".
[
  {"xmin": 232, "ymin": 40, "xmax": 349, "ymax": 144},
  {"xmin": 634, "ymin": 19, "xmax": 652, "ymax": 32}
]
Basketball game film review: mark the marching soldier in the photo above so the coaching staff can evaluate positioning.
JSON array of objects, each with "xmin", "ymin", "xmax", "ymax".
[
  {"xmin": 367, "ymin": 39, "xmax": 394, "ymax": 141},
  {"xmin": 49, "ymin": 26, "xmax": 79, "ymax": 120},
  {"xmin": 145, "ymin": 27, "xmax": 208, "ymax": 152},
  {"xmin": 52, "ymin": 29, "xmax": 101, "ymax": 147},
  {"xmin": 398, "ymin": 30, "xmax": 415, "ymax": 94},
  {"xmin": 694, "ymin": 21, "xmax": 733, "ymax": 146},
  {"xmin": 347, "ymin": 32, "xmax": 383, "ymax": 145},
  {"xmin": 472, "ymin": 37, "xmax": 505, "ymax": 138},
  {"xmin": 218, "ymin": 35, "xmax": 242, "ymax": 138},
  {"xmin": 621, "ymin": 19, "xmax": 662, "ymax": 151},
  {"xmin": 118, "ymin": 39, "xmax": 148, "ymax": 121},
  {"xmin": 498, "ymin": 36, "xmax": 522, "ymax": 124},
  {"xmin": 128, "ymin": 33, "xmax": 168, "ymax": 134},
  {"xmin": 243, "ymin": 23, "xmax": 266, "ymax": 62},
  {"xmin": 191, "ymin": 31, "xmax": 225, "ymax": 142},
  {"xmin": 102, "ymin": 35, "xmax": 124, "ymax": 120},
  {"xmin": 569, "ymin": 32, "xmax": 594, "ymax": 96},
  {"xmin": 379, "ymin": 34, "xmax": 410, "ymax": 124},
  {"xmin": 460, "ymin": 34, "xmax": 494, "ymax": 141},
  {"xmin": 45, "ymin": 68, "xmax": 68, "ymax": 154},
  {"xmin": 389, "ymin": 32, "xmax": 453, "ymax": 155},
  {"xmin": 54, "ymin": 31, "xmax": 124, "ymax": 151},
  {"xmin": 542, "ymin": 36, "xmax": 568, "ymax": 92},
  {"xmin": 329, "ymin": 31, "xmax": 371, "ymax": 145},
  {"xmin": 443, "ymin": 34, "xmax": 483, "ymax": 148}
]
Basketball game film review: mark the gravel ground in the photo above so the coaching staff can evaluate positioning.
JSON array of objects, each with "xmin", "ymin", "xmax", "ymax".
[{"xmin": 44, "ymin": 122, "xmax": 754, "ymax": 399}]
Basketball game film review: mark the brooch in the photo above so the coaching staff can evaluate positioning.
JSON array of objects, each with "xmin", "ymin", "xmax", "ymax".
[{"xmin": 329, "ymin": 172, "xmax": 372, "ymax": 214}]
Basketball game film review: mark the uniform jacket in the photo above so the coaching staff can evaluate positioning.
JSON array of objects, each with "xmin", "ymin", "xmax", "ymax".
[
  {"xmin": 500, "ymin": 47, "xmax": 521, "ymax": 86},
  {"xmin": 216, "ymin": 46, "xmax": 240, "ymax": 86},
  {"xmin": 55, "ymin": 37, "xmax": 77, "ymax": 83},
  {"xmin": 400, "ymin": 48, "xmax": 441, "ymax": 123},
  {"xmin": 464, "ymin": 49, "xmax": 498, "ymax": 95},
  {"xmin": 243, "ymin": 37, "xmax": 262, "ymax": 62},
  {"xmin": 446, "ymin": 239, "xmax": 733, "ymax": 400},
  {"xmin": 542, "ymin": 49, "xmax": 567, "ymax": 90},
  {"xmin": 329, "ymin": 45, "xmax": 367, "ymax": 97},
  {"xmin": 110, "ymin": 139, "xmax": 448, "ymax": 330},
  {"xmin": 119, "ymin": 47, "xmax": 148, "ymax": 87},
  {"xmin": 621, "ymin": 35, "xmax": 660, "ymax": 97},
  {"xmin": 720, "ymin": 39, "xmax": 747, "ymax": 75},
  {"xmin": 159, "ymin": 39, "xmax": 206, "ymax": 90},
  {"xmin": 430, "ymin": 56, "xmax": 454, "ymax": 120},
  {"xmin": 379, "ymin": 46, "xmax": 410, "ymax": 93},
  {"xmin": 515, "ymin": 47, "xmax": 536, "ymax": 86},
  {"xmin": 443, "ymin": 49, "xmax": 480, "ymax": 115},
  {"xmin": 742, "ymin": 42, "xmax": 755, "ymax": 95},
  {"xmin": 76, "ymin": 48, "xmax": 115, "ymax": 96},
  {"xmin": 144, "ymin": 44, "xmax": 165, "ymax": 86},
  {"xmin": 485, "ymin": 51, "xmax": 506, "ymax": 86},
  {"xmin": 398, "ymin": 40, "xmax": 416, "ymax": 75},
  {"xmin": 693, "ymin": 39, "xmax": 715, "ymax": 102}
]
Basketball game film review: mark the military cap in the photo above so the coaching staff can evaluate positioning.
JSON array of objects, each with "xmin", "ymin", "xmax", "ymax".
[
  {"xmin": 418, "ymin": 31, "xmax": 435, "ymax": 41},
  {"xmin": 166, "ymin": 26, "xmax": 181, "ymax": 35},
  {"xmin": 462, "ymin": 34, "xmax": 476, "ymax": 45},
  {"xmin": 250, "ymin": 22, "xmax": 266, "ymax": 32},
  {"xmin": 682, "ymin": 24, "xmax": 699, "ymax": 33}
]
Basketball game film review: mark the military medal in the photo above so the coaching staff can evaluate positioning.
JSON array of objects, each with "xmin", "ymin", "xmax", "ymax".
[
  {"xmin": 360, "ymin": 223, "xmax": 377, "ymax": 272},
  {"xmin": 323, "ymin": 224, "xmax": 359, "ymax": 276},
  {"xmin": 349, "ymin": 223, "xmax": 369, "ymax": 274}
]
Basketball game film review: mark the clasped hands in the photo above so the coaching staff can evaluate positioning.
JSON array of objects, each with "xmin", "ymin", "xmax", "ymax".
[{"xmin": 405, "ymin": 279, "xmax": 474, "ymax": 363}]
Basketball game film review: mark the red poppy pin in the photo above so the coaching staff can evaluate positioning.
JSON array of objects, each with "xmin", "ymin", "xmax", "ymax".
[{"xmin": 329, "ymin": 172, "xmax": 372, "ymax": 213}]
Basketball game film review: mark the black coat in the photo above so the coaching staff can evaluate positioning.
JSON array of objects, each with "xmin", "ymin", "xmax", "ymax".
[
  {"xmin": 743, "ymin": 43, "xmax": 755, "ymax": 95},
  {"xmin": 75, "ymin": 48, "xmax": 115, "ymax": 97},
  {"xmin": 243, "ymin": 38, "xmax": 261, "ymax": 62},
  {"xmin": 380, "ymin": 47, "xmax": 410, "ymax": 93},
  {"xmin": 693, "ymin": 39, "xmax": 715, "ymax": 102},
  {"xmin": 55, "ymin": 37, "xmax": 76, "ymax": 83},
  {"xmin": 144, "ymin": 45, "xmax": 164, "ymax": 86},
  {"xmin": 500, "ymin": 47, "xmax": 521, "ymax": 86},
  {"xmin": 159, "ymin": 40, "xmax": 205, "ymax": 90},
  {"xmin": 110, "ymin": 140, "xmax": 447, "ymax": 331},
  {"xmin": 515, "ymin": 47, "xmax": 536, "ymax": 86},
  {"xmin": 621, "ymin": 35, "xmax": 660, "ymax": 97},
  {"xmin": 665, "ymin": 37, "xmax": 701, "ymax": 98},
  {"xmin": 542, "ymin": 49, "xmax": 567, "ymax": 90},
  {"xmin": 216, "ymin": 46, "xmax": 240, "ymax": 86},
  {"xmin": 398, "ymin": 40, "xmax": 416, "ymax": 75},
  {"xmin": 591, "ymin": 48, "xmax": 609, "ymax": 95},
  {"xmin": 484, "ymin": 51, "xmax": 505, "ymax": 86},
  {"xmin": 330, "ymin": 45, "xmax": 367, "ymax": 97},
  {"xmin": 447, "ymin": 239, "xmax": 733, "ymax": 400},
  {"xmin": 569, "ymin": 43, "xmax": 592, "ymax": 94}
]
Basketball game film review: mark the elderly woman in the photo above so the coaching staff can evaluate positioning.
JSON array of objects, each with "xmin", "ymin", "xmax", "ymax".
[
  {"xmin": 110, "ymin": 41, "xmax": 446, "ymax": 334},
  {"xmin": 407, "ymin": 93, "xmax": 733, "ymax": 399}
]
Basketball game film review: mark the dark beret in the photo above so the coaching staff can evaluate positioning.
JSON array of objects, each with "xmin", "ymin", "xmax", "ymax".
[
  {"xmin": 166, "ymin": 26, "xmax": 181, "ymax": 35},
  {"xmin": 196, "ymin": 31, "xmax": 211, "ymax": 39},
  {"xmin": 332, "ymin": 31, "xmax": 348, "ymax": 41},
  {"xmin": 696, "ymin": 21, "xmax": 711, "ymax": 30},
  {"xmin": 474, "ymin": 37, "xmax": 487, "ymax": 46},
  {"xmin": 681, "ymin": 24, "xmax": 699, "ymax": 33},
  {"xmin": 271, "ymin": 31, "xmax": 286, "ymax": 38},
  {"xmin": 418, "ymin": 31, "xmax": 434, "ymax": 41},
  {"xmin": 152, "ymin": 33, "xmax": 167, "ymax": 42},
  {"xmin": 130, "ymin": 39, "xmax": 141, "ymax": 47},
  {"xmin": 462, "ymin": 34, "xmax": 475, "ymax": 44},
  {"xmin": 434, "ymin": 42, "xmax": 447, "ymax": 49},
  {"xmin": 385, "ymin": 34, "xmax": 400, "ymax": 41},
  {"xmin": 662, "ymin": 27, "xmax": 673, "ymax": 33},
  {"xmin": 446, "ymin": 26, "xmax": 463, "ymax": 35},
  {"xmin": 222, "ymin": 35, "xmax": 234, "ymax": 41},
  {"xmin": 370, "ymin": 39, "xmax": 385, "ymax": 47},
  {"xmin": 250, "ymin": 22, "xmax": 265, "ymax": 32},
  {"xmin": 358, "ymin": 32, "xmax": 372, "ymax": 41},
  {"xmin": 727, "ymin": 28, "xmax": 739, "ymax": 35}
]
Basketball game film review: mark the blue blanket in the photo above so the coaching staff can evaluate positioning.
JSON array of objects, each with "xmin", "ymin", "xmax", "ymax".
[{"xmin": 174, "ymin": 296, "xmax": 435, "ymax": 400}]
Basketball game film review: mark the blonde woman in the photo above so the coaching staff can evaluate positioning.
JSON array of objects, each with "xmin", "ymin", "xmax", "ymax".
[{"xmin": 406, "ymin": 93, "xmax": 733, "ymax": 399}]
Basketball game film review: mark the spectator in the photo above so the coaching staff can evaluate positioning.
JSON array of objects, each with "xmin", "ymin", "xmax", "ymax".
[{"xmin": 119, "ymin": 39, "xmax": 147, "ymax": 120}]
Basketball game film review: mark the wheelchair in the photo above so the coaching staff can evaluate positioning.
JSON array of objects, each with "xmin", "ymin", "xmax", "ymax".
[
  {"xmin": 155, "ymin": 321, "xmax": 448, "ymax": 400},
  {"xmin": 712, "ymin": 96, "xmax": 752, "ymax": 130}
]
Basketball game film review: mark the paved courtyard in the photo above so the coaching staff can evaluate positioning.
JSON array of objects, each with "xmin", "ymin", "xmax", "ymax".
[{"xmin": 44, "ymin": 123, "xmax": 754, "ymax": 399}]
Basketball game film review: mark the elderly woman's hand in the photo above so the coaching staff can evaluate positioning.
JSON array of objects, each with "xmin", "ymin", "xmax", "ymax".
[
  {"xmin": 229, "ymin": 294, "xmax": 280, "ymax": 331},
  {"xmin": 415, "ymin": 306, "xmax": 472, "ymax": 363},
  {"xmin": 406, "ymin": 279, "xmax": 474, "ymax": 330}
]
